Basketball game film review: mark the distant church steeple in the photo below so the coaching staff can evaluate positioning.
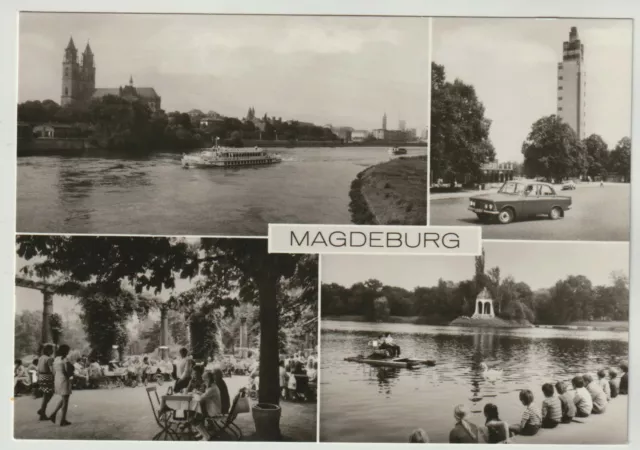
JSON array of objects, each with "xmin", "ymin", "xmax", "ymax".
[
  {"xmin": 129, "ymin": 75, "xmax": 134, "ymax": 86},
  {"xmin": 61, "ymin": 36, "xmax": 95, "ymax": 107}
]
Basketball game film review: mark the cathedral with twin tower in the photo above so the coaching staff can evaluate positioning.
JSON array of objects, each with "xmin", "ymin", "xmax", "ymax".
[{"xmin": 61, "ymin": 37, "xmax": 161, "ymax": 111}]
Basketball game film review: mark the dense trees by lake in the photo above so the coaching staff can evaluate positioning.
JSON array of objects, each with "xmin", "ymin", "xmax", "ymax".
[{"xmin": 321, "ymin": 251, "xmax": 629, "ymax": 325}]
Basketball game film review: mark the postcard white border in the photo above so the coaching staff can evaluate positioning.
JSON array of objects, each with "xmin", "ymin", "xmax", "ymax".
[{"xmin": 2, "ymin": 2, "xmax": 639, "ymax": 450}]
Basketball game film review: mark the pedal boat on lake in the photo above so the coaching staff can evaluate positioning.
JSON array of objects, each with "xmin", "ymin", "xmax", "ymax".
[
  {"xmin": 345, "ymin": 355, "xmax": 436, "ymax": 369},
  {"xmin": 181, "ymin": 145, "xmax": 282, "ymax": 169}
]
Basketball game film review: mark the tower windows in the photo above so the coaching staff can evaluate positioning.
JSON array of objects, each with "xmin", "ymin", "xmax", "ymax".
[{"xmin": 64, "ymin": 87, "xmax": 68, "ymax": 96}]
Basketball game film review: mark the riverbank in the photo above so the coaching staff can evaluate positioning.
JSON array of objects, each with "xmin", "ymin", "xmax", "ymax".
[
  {"xmin": 322, "ymin": 315, "xmax": 420, "ymax": 324},
  {"xmin": 450, "ymin": 316, "xmax": 533, "ymax": 328},
  {"xmin": 13, "ymin": 375, "xmax": 316, "ymax": 441},
  {"xmin": 537, "ymin": 321, "xmax": 628, "ymax": 331},
  {"xmin": 513, "ymin": 395, "xmax": 627, "ymax": 444},
  {"xmin": 348, "ymin": 156, "xmax": 427, "ymax": 225}
]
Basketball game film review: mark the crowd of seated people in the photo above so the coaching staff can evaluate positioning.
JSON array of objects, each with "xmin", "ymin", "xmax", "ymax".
[{"xmin": 408, "ymin": 363, "xmax": 629, "ymax": 444}]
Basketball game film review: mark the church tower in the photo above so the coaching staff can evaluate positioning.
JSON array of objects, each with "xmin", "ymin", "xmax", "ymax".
[
  {"xmin": 61, "ymin": 37, "xmax": 79, "ymax": 106},
  {"xmin": 80, "ymin": 42, "xmax": 96, "ymax": 104}
]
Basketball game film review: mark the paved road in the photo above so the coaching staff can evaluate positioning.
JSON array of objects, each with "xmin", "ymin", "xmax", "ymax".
[{"xmin": 430, "ymin": 184, "xmax": 630, "ymax": 241}]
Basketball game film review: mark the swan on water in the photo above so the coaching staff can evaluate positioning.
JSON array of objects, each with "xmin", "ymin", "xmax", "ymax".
[{"xmin": 479, "ymin": 362, "xmax": 503, "ymax": 380}]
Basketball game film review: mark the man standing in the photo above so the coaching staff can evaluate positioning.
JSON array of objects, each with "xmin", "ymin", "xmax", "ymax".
[{"xmin": 174, "ymin": 348, "xmax": 193, "ymax": 393}]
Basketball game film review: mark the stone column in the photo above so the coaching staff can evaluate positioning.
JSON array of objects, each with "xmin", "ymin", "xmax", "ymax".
[
  {"xmin": 159, "ymin": 306, "xmax": 169, "ymax": 360},
  {"xmin": 41, "ymin": 290, "xmax": 53, "ymax": 345},
  {"xmin": 239, "ymin": 317, "xmax": 248, "ymax": 358}
]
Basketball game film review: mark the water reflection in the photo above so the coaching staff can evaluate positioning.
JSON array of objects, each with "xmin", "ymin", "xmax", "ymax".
[
  {"xmin": 18, "ymin": 146, "xmax": 426, "ymax": 234},
  {"xmin": 321, "ymin": 321, "xmax": 628, "ymax": 443}
]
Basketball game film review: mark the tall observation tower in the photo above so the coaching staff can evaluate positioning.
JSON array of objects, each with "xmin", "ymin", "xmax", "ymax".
[{"xmin": 557, "ymin": 27, "xmax": 586, "ymax": 139}]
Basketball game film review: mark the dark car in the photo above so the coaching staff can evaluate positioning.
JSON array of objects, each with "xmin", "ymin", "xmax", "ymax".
[{"xmin": 468, "ymin": 181, "xmax": 572, "ymax": 224}]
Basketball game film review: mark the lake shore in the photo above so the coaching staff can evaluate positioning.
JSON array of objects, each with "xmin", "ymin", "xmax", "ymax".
[
  {"xmin": 450, "ymin": 316, "xmax": 533, "ymax": 328},
  {"xmin": 348, "ymin": 156, "xmax": 427, "ymax": 225},
  {"xmin": 512, "ymin": 395, "xmax": 627, "ymax": 444}
]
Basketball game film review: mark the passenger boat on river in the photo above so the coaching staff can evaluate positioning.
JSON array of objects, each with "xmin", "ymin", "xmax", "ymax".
[
  {"xmin": 181, "ymin": 145, "xmax": 282, "ymax": 169},
  {"xmin": 388, "ymin": 147, "xmax": 408, "ymax": 156}
]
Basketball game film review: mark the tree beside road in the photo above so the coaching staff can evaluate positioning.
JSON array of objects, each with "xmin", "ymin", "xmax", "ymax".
[
  {"xmin": 430, "ymin": 62, "xmax": 496, "ymax": 185},
  {"xmin": 522, "ymin": 114, "xmax": 631, "ymax": 183}
]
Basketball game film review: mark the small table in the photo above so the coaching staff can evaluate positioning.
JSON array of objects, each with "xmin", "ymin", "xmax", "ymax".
[{"xmin": 156, "ymin": 393, "xmax": 202, "ymax": 441}]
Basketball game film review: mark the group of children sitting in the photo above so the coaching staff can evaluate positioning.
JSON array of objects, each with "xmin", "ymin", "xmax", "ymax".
[
  {"xmin": 508, "ymin": 364, "xmax": 628, "ymax": 441},
  {"xmin": 409, "ymin": 363, "xmax": 629, "ymax": 444}
]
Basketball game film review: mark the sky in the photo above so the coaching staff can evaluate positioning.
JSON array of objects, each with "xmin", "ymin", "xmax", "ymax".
[
  {"xmin": 322, "ymin": 241, "xmax": 629, "ymax": 291},
  {"xmin": 19, "ymin": 13, "xmax": 430, "ymax": 131},
  {"xmin": 433, "ymin": 18, "xmax": 632, "ymax": 162}
]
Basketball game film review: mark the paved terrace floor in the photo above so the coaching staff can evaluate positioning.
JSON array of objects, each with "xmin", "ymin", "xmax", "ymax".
[{"xmin": 13, "ymin": 375, "xmax": 317, "ymax": 441}]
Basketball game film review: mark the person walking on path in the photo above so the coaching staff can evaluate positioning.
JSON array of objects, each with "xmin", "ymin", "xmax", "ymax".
[
  {"xmin": 48, "ymin": 344, "xmax": 73, "ymax": 426},
  {"xmin": 36, "ymin": 344, "xmax": 55, "ymax": 421}
]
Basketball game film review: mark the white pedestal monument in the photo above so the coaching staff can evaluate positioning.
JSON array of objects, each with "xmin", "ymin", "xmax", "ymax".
[{"xmin": 472, "ymin": 287, "xmax": 495, "ymax": 319}]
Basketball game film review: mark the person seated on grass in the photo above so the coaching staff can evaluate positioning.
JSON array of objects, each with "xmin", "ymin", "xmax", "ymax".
[
  {"xmin": 409, "ymin": 428, "xmax": 429, "ymax": 443},
  {"xmin": 584, "ymin": 374, "xmax": 607, "ymax": 414},
  {"xmin": 572, "ymin": 376, "xmax": 592, "ymax": 418},
  {"xmin": 449, "ymin": 404, "xmax": 486, "ymax": 443},
  {"xmin": 509, "ymin": 389, "xmax": 542, "ymax": 437},
  {"xmin": 187, "ymin": 365, "xmax": 206, "ymax": 394},
  {"xmin": 14, "ymin": 359, "xmax": 31, "ymax": 394},
  {"xmin": 540, "ymin": 383, "xmax": 562, "ymax": 429},
  {"xmin": 609, "ymin": 369, "xmax": 620, "ymax": 399},
  {"xmin": 555, "ymin": 381, "xmax": 576, "ymax": 423},
  {"xmin": 619, "ymin": 363, "xmax": 628, "ymax": 395},
  {"xmin": 483, "ymin": 403, "xmax": 510, "ymax": 443},
  {"xmin": 597, "ymin": 369, "xmax": 611, "ymax": 401}
]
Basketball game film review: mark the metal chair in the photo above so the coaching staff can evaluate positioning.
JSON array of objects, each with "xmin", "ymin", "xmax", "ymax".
[{"xmin": 146, "ymin": 386, "xmax": 179, "ymax": 441}]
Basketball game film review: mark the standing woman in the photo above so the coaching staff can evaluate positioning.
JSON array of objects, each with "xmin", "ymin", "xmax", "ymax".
[
  {"xmin": 37, "ymin": 344, "xmax": 55, "ymax": 421},
  {"xmin": 48, "ymin": 344, "xmax": 72, "ymax": 426}
]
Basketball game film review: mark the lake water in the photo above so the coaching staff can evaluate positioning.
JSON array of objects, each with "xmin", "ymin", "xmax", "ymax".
[
  {"xmin": 17, "ymin": 146, "xmax": 426, "ymax": 235},
  {"xmin": 320, "ymin": 320, "xmax": 628, "ymax": 443}
]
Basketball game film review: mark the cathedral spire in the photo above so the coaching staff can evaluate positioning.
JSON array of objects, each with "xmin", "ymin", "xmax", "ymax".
[
  {"xmin": 84, "ymin": 40, "xmax": 93, "ymax": 55},
  {"xmin": 66, "ymin": 36, "xmax": 76, "ymax": 50},
  {"xmin": 129, "ymin": 75, "xmax": 134, "ymax": 86}
]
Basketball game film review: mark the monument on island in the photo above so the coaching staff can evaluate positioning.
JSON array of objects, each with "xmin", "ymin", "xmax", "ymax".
[{"xmin": 472, "ymin": 287, "xmax": 495, "ymax": 319}]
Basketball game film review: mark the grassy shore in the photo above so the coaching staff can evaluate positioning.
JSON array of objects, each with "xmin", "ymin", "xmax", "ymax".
[
  {"xmin": 514, "ymin": 395, "xmax": 627, "ymax": 444},
  {"xmin": 349, "ymin": 156, "xmax": 427, "ymax": 225},
  {"xmin": 450, "ymin": 316, "xmax": 533, "ymax": 328},
  {"xmin": 13, "ymin": 375, "xmax": 316, "ymax": 441},
  {"xmin": 322, "ymin": 315, "xmax": 420, "ymax": 324}
]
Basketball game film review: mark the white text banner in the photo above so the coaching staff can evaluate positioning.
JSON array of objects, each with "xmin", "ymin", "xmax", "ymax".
[{"xmin": 268, "ymin": 225, "xmax": 482, "ymax": 255}]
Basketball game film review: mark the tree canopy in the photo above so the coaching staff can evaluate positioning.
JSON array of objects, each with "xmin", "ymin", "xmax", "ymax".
[
  {"xmin": 322, "ymin": 249, "xmax": 628, "ymax": 326},
  {"xmin": 430, "ymin": 62, "xmax": 496, "ymax": 184},
  {"xmin": 522, "ymin": 115, "xmax": 631, "ymax": 182},
  {"xmin": 521, "ymin": 115, "xmax": 586, "ymax": 182}
]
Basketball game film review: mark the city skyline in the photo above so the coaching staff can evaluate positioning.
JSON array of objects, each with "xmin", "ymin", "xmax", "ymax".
[
  {"xmin": 19, "ymin": 13, "xmax": 429, "ymax": 131},
  {"xmin": 322, "ymin": 241, "xmax": 629, "ymax": 291},
  {"xmin": 433, "ymin": 18, "xmax": 632, "ymax": 162}
]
